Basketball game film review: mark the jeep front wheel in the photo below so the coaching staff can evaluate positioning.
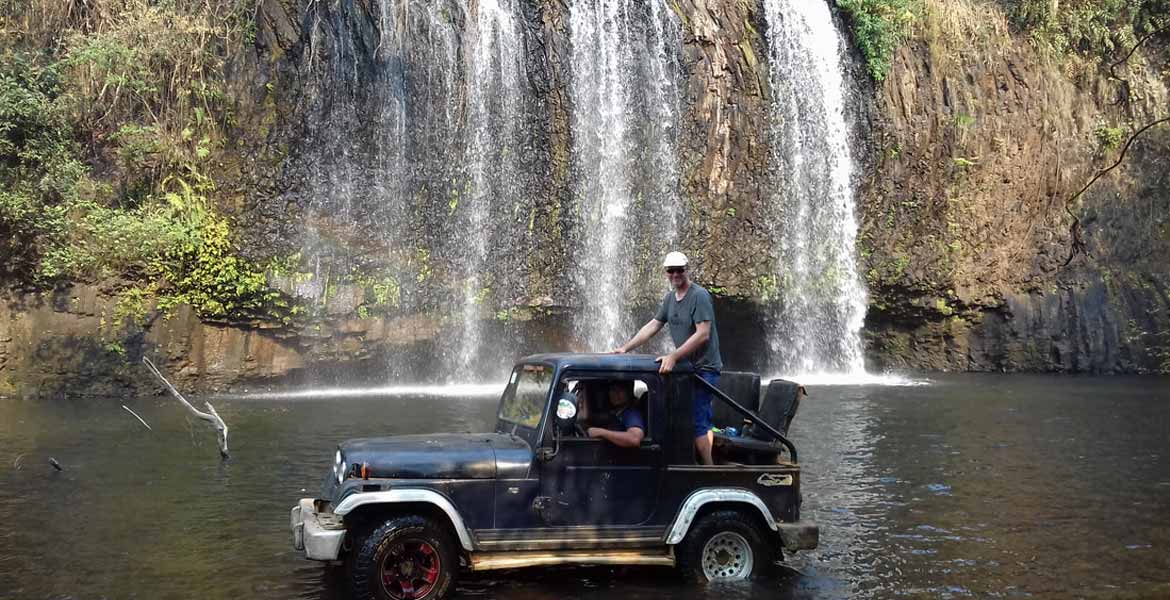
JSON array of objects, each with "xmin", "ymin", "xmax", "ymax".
[
  {"xmin": 677, "ymin": 509, "xmax": 773, "ymax": 581},
  {"xmin": 351, "ymin": 515, "xmax": 458, "ymax": 600}
]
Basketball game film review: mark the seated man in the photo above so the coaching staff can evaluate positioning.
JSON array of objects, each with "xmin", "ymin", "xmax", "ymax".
[{"xmin": 586, "ymin": 381, "xmax": 645, "ymax": 448}]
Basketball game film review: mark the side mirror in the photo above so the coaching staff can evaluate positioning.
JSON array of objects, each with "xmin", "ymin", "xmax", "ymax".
[
  {"xmin": 554, "ymin": 395, "xmax": 578, "ymax": 435},
  {"xmin": 539, "ymin": 393, "xmax": 578, "ymax": 463}
]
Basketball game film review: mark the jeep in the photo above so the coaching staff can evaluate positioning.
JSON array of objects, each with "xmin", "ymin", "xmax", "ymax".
[{"xmin": 290, "ymin": 353, "xmax": 817, "ymax": 599}]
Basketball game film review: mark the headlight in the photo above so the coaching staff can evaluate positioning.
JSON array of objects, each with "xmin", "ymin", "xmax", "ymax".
[{"xmin": 334, "ymin": 450, "xmax": 346, "ymax": 484}]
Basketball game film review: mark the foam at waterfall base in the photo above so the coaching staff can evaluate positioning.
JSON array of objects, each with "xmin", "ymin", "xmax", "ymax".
[
  {"xmin": 222, "ymin": 371, "xmax": 928, "ymax": 402},
  {"xmin": 766, "ymin": 371, "xmax": 931, "ymax": 387},
  {"xmin": 220, "ymin": 383, "xmax": 504, "ymax": 401}
]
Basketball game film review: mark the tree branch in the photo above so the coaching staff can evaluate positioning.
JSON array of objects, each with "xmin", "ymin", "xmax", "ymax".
[
  {"xmin": 1109, "ymin": 22, "xmax": 1169, "ymax": 82},
  {"xmin": 1063, "ymin": 116, "xmax": 1170, "ymax": 266},
  {"xmin": 142, "ymin": 356, "xmax": 229, "ymax": 459},
  {"xmin": 1107, "ymin": 19, "xmax": 1168, "ymax": 107},
  {"xmin": 121, "ymin": 404, "xmax": 152, "ymax": 431}
]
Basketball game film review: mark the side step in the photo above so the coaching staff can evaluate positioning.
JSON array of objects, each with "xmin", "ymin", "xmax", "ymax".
[{"xmin": 469, "ymin": 548, "xmax": 675, "ymax": 571}]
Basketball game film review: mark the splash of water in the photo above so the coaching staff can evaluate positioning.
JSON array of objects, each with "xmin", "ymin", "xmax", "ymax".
[
  {"xmin": 768, "ymin": 372, "xmax": 931, "ymax": 387},
  {"xmin": 763, "ymin": 0, "xmax": 868, "ymax": 375},
  {"xmin": 458, "ymin": 0, "xmax": 528, "ymax": 372},
  {"xmin": 568, "ymin": 0, "xmax": 682, "ymax": 351}
]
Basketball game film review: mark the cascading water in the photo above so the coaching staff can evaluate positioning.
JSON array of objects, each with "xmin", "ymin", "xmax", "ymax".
[
  {"xmin": 293, "ymin": 0, "xmax": 541, "ymax": 382},
  {"xmin": 568, "ymin": 0, "xmax": 682, "ymax": 351},
  {"xmin": 296, "ymin": 0, "xmax": 464, "ymax": 356},
  {"xmin": 287, "ymin": 0, "xmax": 869, "ymax": 386},
  {"xmin": 763, "ymin": 0, "xmax": 867, "ymax": 375},
  {"xmin": 457, "ymin": 0, "xmax": 528, "ymax": 373}
]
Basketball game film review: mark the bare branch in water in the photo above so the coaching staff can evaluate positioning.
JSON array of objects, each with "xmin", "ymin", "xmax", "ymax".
[
  {"xmin": 121, "ymin": 404, "xmax": 152, "ymax": 431},
  {"xmin": 142, "ymin": 356, "xmax": 229, "ymax": 459}
]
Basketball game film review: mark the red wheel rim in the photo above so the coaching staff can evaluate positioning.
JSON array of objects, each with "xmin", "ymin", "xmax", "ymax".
[{"xmin": 380, "ymin": 539, "xmax": 442, "ymax": 600}]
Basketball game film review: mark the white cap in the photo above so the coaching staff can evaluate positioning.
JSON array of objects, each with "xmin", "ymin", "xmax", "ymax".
[{"xmin": 663, "ymin": 251, "xmax": 689, "ymax": 268}]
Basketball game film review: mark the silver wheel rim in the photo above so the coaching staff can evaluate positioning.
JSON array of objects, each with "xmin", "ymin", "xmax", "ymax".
[{"xmin": 700, "ymin": 531, "xmax": 754, "ymax": 580}]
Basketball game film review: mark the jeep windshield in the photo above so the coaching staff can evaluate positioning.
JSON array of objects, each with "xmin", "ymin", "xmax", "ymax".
[{"xmin": 497, "ymin": 364, "xmax": 552, "ymax": 434}]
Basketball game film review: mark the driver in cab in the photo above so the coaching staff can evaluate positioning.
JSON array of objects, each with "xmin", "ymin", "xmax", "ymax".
[{"xmin": 580, "ymin": 381, "xmax": 645, "ymax": 448}]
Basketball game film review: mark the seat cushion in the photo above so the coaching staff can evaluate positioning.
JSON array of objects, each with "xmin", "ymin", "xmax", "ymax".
[
  {"xmin": 713, "ymin": 431, "xmax": 781, "ymax": 453},
  {"xmin": 711, "ymin": 371, "xmax": 760, "ymax": 429},
  {"xmin": 712, "ymin": 431, "xmax": 783, "ymax": 464},
  {"xmin": 748, "ymin": 379, "xmax": 804, "ymax": 439}
]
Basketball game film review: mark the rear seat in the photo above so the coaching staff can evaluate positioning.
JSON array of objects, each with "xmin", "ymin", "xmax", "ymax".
[
  {"xmin": 712, "ymin": 371, "xmax": 760, "ymax": 429},
  {"xmin": 747, "ymin": 379, "xmax": 805, "ymax": 438},
  {"xmin": 711, "ymin": 376, "xmax": 806, "ymax": 464}
]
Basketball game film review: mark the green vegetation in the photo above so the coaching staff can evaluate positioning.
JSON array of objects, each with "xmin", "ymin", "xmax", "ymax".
[
  {"xmin": 1094, "ymin": 123, "xmax": 1125, "ymax": 152},
  {"xmin": 1002, "ymin": 0, "xmax": 1168, "ymax": 58},
  {"xmin": 0, "ymin": 1, "xmax": 282, "ymax": 323},
  {"xmin": 835, "ymin": 0, "xmax": 922, "ymax": 81},
  {"xmin": 413, "ymin": 248, "xmax": 433, "ymax": 283},
  {"xmin": 755, "ymin": 273, "xmax": 780, "ymax": 303},
  {"xmin": 865, "ymin": 253, "xmax": 911, "ymax": 288}
]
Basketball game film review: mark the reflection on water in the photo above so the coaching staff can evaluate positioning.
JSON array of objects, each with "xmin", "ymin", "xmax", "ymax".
[
  {"xmin": 219, "ymin": 383, "xmax": 505, "ymax": 401},
  {"xmin": 1, "ymin": 375, "xmax": 1169, "ymax": 599}
]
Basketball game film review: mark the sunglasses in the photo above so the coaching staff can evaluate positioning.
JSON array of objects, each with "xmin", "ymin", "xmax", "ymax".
[{"xmin": 665, "ymin": 267, "xmax": 685, "ymax": 274}]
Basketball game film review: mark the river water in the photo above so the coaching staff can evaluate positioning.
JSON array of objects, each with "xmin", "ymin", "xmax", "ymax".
[{"xmin": 1, "ymin": 375, "xmax": 1168, "ymax": 599}]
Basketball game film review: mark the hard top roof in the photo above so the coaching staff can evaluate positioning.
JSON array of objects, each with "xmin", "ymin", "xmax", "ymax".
[{"xmin": 517, "ymin": 352, "xmax": 695, "ymax": 374}]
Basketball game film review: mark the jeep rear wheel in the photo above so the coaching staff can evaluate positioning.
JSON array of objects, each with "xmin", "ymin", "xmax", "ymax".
[
  {"xmin": 351, "ymin": 515, "xmax": 458, "ymax": 600},
  {"xmin": 677, "ymin": 509, "xmax": 773, "ymax": 582}
]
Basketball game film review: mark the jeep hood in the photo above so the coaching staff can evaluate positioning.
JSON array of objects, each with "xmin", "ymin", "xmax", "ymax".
[{"xmin": 339, "ymin": 433, "xmax": 532, "ymax": 480}]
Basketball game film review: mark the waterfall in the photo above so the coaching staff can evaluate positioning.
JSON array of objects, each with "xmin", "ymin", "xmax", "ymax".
[
  {"xmin": 568, "ymin": 0, "xmax": 682, "ymax": 351},
  {"xmin": 457, "ymin": 0, "xmax": 528, "ymax": 373},
  {"xmin": 763, "ymin": 0, "xmax": 867, "ymax": 375},
  {"xmin": 297, "ymin": 0, "xmax": 464, "ymax": 312},
  {"xmin": 294, "ymin": 0, "xmax": 541, "ymax": 381}
]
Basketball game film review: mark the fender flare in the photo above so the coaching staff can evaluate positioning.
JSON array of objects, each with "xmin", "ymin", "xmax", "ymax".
[
  {"xmin": 333, "ymin": 489, "xmax": 475, "ymax": 551},
  {"xmin": 664, "ymin": 488, "xmax": 779, "ymax": 545}
]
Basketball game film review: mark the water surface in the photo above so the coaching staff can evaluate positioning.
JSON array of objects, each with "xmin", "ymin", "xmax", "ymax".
[{"xmin": 1, "ymin": 374, "xmax": 1168, "ymax": 598}]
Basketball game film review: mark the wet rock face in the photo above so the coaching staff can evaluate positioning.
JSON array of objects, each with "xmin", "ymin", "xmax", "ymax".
[
  {"xmin": 0, "ymin": 284, "xmax": 581, "ymax": 396},
  {"xmin": 866, "ymin": 276, "xmax": 1170, "ymax": 374},
  {"xmin": 674, "ymin": 0, "xmax": 774, "ymax": 293},
  {"xmin": 858, "ymin": 1, "xmax": 1170, "ymax": 374}
]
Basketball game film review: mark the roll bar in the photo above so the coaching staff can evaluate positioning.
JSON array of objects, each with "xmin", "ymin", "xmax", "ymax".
[{"xmin": 692, "ymin": 373, "xmax": 798, "ymax": 462}]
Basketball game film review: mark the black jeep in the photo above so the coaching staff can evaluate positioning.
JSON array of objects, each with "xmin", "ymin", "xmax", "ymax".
[{"xmin": 290, "ymin": 353, "xmax": 817, "ymax": 600}]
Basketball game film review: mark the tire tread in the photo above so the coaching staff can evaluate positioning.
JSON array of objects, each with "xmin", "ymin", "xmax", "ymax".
[
  {"xmin": 676, "ymin": 508, "xmax": 775, "ymax": 582},
  {"xmin": 350, "ymin": 514, "xmax": 457, "ymax": 600}
]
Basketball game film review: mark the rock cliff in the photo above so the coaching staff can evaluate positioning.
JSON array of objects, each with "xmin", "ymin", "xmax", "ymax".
[
  {"xmin": 859, "ymin": 0, "xmax": 1169, "ymax": 373},
  {"xmin": 1, "ymin": 0, "xmax": 1166, "ymax": 396}
]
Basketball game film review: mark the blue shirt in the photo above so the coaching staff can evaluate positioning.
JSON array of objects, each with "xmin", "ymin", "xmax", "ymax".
[{"xmin": 618, "ymin": 407, "xmax": 645, "ymax": 432}]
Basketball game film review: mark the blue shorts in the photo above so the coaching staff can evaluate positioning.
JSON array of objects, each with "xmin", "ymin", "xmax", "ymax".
[{"xmin": 694, "ymin": 371, "xmax": 720, "ymax": 437}]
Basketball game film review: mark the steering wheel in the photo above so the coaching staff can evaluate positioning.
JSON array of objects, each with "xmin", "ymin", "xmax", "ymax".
[{"xmin": 574, "ymin": 423, "xmax": 588, "ymax": 438}]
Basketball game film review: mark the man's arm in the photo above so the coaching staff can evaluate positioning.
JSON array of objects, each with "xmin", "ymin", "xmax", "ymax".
[
  {"xmin": 613, "ymin": 319, "xmax": 664, "ymax": 353},
  {"xmin": 587, "ymin": 426, "xmax": 645, "ymax": 448},
  {"xmin": 657, "ymin": 321, "xmax": 710, "ymax": 373}
]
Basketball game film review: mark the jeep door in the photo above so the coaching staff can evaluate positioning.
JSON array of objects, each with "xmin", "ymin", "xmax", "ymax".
[{"xmin": 536, "ymin": 372, "xmax": 664, "ymax": 528}]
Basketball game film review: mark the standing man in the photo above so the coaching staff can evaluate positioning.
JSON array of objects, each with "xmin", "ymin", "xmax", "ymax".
[{"xmin": 612, "ymin": 252, "xmax": 722, "ymax": 465}]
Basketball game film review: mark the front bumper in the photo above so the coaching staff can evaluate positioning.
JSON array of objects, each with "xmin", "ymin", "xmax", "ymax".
[
  {"xmin": 777, "ymin": 520, "xmax": 819, "ymax": 551},
  {"xmin": 290, "ymin": 498, "xmax": 346, "ymax": 561}
]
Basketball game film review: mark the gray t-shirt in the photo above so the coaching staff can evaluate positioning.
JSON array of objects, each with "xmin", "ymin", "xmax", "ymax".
[{"xmin": 654, "ymin": 283, "xmax": 723, "ymax": 372}]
